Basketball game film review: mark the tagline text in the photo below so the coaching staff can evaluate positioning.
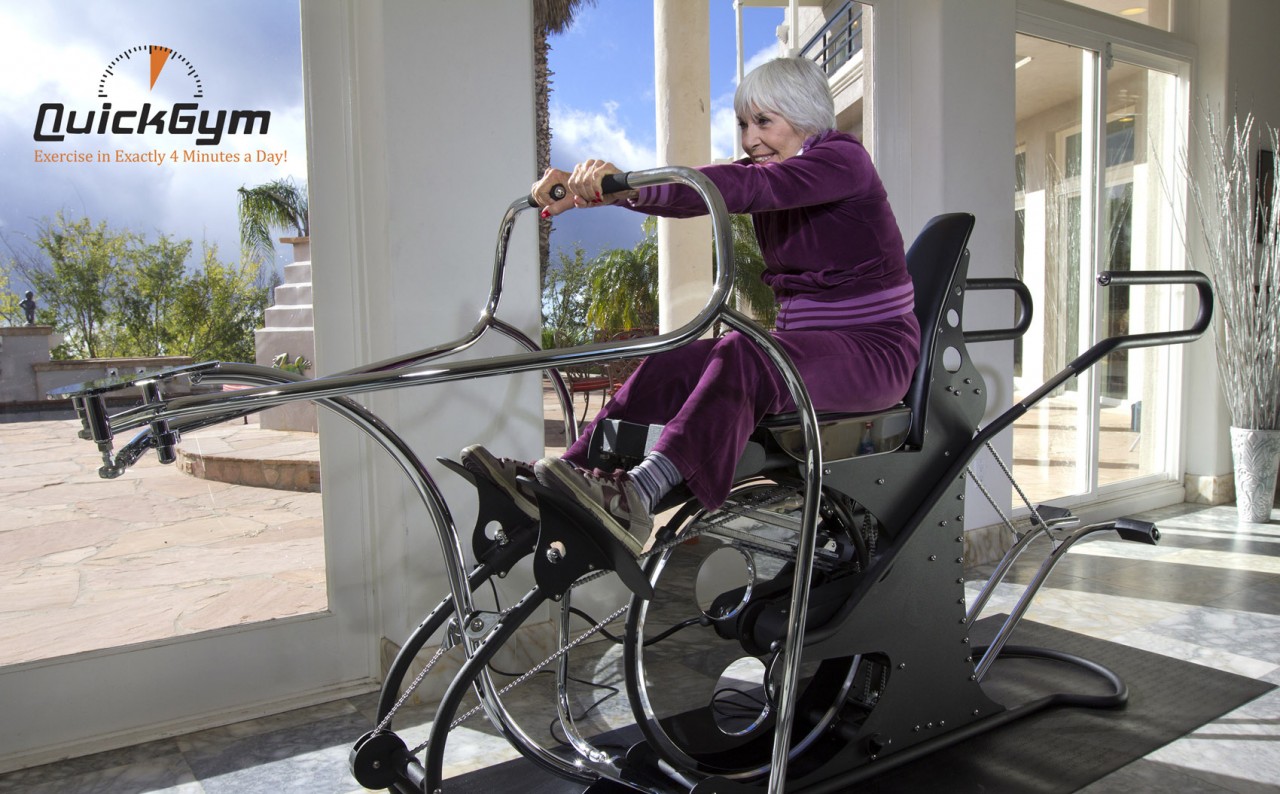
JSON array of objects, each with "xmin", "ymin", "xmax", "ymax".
[{"xmin": 33, "ymin": 148, "xmax": 290, "ymax": 166}]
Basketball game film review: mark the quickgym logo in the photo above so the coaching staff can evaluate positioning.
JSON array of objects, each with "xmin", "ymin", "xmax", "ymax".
[{"xmin": 33, "ymin": 44, "xmax": 270, "ymax": 147}]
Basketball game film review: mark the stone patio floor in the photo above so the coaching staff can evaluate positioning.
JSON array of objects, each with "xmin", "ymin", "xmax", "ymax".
[{"xmin": 0, "ymin": 418, "xmax": 327, "ymax": 667}]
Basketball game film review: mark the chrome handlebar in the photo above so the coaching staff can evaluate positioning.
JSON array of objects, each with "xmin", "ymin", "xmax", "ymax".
[{"xmin": 54, "ymin": 166, "xmax": 737, "ymax": 464}]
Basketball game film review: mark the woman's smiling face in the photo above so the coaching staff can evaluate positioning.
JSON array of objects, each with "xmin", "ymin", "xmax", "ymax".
[{"xmin": 739, "ymin": 108, "xmax": 806, "ymax": 165}]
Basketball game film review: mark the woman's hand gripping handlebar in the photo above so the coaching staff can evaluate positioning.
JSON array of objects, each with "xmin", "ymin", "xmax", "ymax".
[{"xmin": 528, "ymin": 170, "xmax": 634, "ymax": 214}]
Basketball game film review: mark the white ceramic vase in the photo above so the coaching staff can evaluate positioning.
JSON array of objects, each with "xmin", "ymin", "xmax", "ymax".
[{"xmin": 1230, "ymin": 426, "xmax": 1280, "ymax": 523}]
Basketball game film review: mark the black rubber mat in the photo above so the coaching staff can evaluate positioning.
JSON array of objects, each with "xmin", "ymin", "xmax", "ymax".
[{"xmin": 445, "ymin": 618, "xmax": 1274, "ymax": 793}]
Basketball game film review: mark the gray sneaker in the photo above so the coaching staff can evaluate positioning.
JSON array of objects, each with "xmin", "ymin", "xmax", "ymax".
[
  {"xmin": 460, "ymin": 445, "xmax": 538, "ymax": 520},
  {"xmin": 533, "ymin": 457, "xmax": 653, "ymax": 557}
]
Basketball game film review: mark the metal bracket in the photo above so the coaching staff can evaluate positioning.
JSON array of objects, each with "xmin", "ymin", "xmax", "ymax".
[{"xmin": 463, "ymin": 611, "xmax": 502, "ymax": 641}]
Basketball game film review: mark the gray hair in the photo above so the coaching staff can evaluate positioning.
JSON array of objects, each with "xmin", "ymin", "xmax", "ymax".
[{"xmin": 734, "ymin": 57, "xmax": 836, "ymax": 138}]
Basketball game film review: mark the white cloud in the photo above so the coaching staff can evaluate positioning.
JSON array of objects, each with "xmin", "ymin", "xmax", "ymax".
[
  {"xmin": 550, "ymin": 100, "xmax": 657, "ymax": 170},
  {"xmin": 0, "ymin": 12, "xmax": 104, "ymax": 122},
  {"xmin": 708, "ymin": 41, "xmax": 786, "ymax": 161},
  {"xmin": 744, "ymin": 40, "xmax": 786, "ymax": 77}
]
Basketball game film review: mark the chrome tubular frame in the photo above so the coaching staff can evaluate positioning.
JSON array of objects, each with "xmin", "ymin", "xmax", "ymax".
[
  {"xmin": 62, "ymin": 165, "xmax": 779, "ymax": 789},
  {"xmin": 720, "ymin": 307, "xmax": 823, "ymax": 794},
  {"xmin": 187, "ymin": 363, "xmax": 583, "ymax": 780}
]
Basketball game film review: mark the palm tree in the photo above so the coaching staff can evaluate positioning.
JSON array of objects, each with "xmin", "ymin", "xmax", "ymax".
[
  {"xmin": 728, "ymin": 214, "xmax": 777, "ymax": 326},
  {"xmin": 583, "ymin": 215, "xmax": 778, "ymax": 335},
  {"xmin": 237, "ymin": 177, "xmax": 309, "ymax": 263},
  {"xmin": 533, "ymin": 0, "xmax": 597, "ymax": 286},
  {"xmin": 586, "ymin": 217, "xmax": 659, "ymax": 332}
]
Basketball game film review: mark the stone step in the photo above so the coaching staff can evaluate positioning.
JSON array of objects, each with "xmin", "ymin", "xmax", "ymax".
[
  {"xmin": 175, "ymin": 420, "xmax": 320, "ymax": 492},
  {"xmin": 273, "ymin": 282, "xmax": 313, "ymax": 305},
  {"xmin": 282, "ymin": 262, "xmax": 312, "ymax": 284},
  {"xmin": 263, "ymin": 304, "xmax": 314, "ymax": 328}
]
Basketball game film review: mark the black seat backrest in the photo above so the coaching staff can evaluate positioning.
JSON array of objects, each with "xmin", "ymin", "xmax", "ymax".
[{"xmin": 902, "ymin": 213, "xmax": 975, "ymax": 449}]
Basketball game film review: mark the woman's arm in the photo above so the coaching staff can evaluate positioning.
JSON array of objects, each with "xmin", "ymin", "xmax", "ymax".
[
  {"xmin": 632, "ymin": 135, "xmax": 881, "ymax": 217},
  {"xmin": 531, "ymin": 136, "xmax": 881, "ymax": 220}
]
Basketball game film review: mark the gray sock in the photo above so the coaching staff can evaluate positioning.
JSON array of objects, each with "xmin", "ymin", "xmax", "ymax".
[{"xmin": 628, "ymin": 451, "xmax": 683, "ymax": 513}]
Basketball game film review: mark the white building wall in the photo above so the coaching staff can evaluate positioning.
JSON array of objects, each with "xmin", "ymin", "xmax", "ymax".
[
  {"xmin": 304, "ymin": 0, "xmax": 544, "ymax": 649},
  {"xmin": 1182, "ymin": 0, "xmax": 1280, "ymax": 488}
]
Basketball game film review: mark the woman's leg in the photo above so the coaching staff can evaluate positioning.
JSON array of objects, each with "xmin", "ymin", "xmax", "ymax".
[
  {"xmin": 562, "ymin": 338, "xmax": 720, "ymax": 466},
  {"xmin": 553, "ymin": 312, "xmax": 919, "ymax": 517},
  {"xmin": 654, "ymin": 315, "xmax": 920, "ymax": 510}
]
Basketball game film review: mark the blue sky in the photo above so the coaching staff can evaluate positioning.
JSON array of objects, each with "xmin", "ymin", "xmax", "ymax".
[{"xmin": 0, "ymin": 1, "xmax": 782, "ymax": 296}]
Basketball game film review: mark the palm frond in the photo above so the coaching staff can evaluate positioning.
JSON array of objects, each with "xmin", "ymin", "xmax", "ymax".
[{"xmin": 237, "ymin": 178, "xmax": 309, "ymax": 262}]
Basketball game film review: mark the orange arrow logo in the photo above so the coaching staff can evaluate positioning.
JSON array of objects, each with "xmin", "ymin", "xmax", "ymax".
[{"xmin": 149, "ymin": 45, "xmax": 172, "ymax": 90}]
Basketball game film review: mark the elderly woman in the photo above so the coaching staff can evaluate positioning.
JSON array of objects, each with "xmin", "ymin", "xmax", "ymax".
[{"xmin": 463, "ymin": 57, "xmax": 918, "ymax": 556}]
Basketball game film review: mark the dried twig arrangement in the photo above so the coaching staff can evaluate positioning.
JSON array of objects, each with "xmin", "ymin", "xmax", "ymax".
[{"xmin": 1186, "ymin": 111, "xmax": 1280, "ymax": 430}]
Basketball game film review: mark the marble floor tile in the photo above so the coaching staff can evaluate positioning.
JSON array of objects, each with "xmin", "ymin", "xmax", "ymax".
[
  {"xmin": 0, "ymin": 741, "xmax": 197, "ymax": 794},
  {"xmin": 0, "ymin": 756, "xmax": 202, "ymax": 794},
  {"xmin": 181, "ymin": 710, "xmax": 369, "ymax": 794},
  {"xmin": 1078, "ymin": 757, "xmax": 1254, "ymax": 793}
]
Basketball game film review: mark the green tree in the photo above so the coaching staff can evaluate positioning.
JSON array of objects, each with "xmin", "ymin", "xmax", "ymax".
[
  {"xmin": 15, "ymin": 214, "xmax": 272, "ymax": 362},
  {"xmin": 0, "ymin": 259, "xmax": 21, "ymax": 325},
  {"xmin": 237, "ymin": 177, "xmax": 309, "ymax": 263},
  {"xmin": 114, "ymin": 234, "xmax": 192, "ymax": 356},
  {"xmin": 23, "ymin": 213, "xmax": 129, "ymax": 358},
  {"xmin": 726, "ymin": 214, "xmax": 776, "ymax": 326},
  {"xmin": 585, "ymin": 217, "xmax": 659, "ymax": 333},
  {"xmin": 170, "ymin": 245, "xmax": 272, "ymax": 362},
  {"xmin": 541, "ymin": 242, "xmax": 593, "ymax": 348},
  {"xmin": 578, "ymin": 214, "xmax": 775, "ymax": 336}
]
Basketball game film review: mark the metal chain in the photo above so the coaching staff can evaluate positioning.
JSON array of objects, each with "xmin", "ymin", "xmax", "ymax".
[
  {"xmin": 981, "ymin": 440, "xmax": 1051, "ymax": 538},
  {"xmin": 965, "ymin": 463, "xmax": 1019, "ymax": 539},
  {"xmin": 374, "ymin": 641, "xmax": 451, "ymax": 734},
  {"xmin": 964, "ymin": 437, "xmax": 1059, "ymax": 545},
  {"xmin": 410, "ymin": 603, "xmax": 630, "ymax": 755}
]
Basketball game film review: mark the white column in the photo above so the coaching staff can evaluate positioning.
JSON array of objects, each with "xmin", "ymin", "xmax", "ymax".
[
  {"xmin": 789, "ymin": 0, "xmax": 800, "ymax": 54},
  {"xmin": 654, "ymin": 0, "xmax": 713, "ymax": 333},
  {"xmin": 308, "ymin": 0, "xmax": 543, "ymax": 644},
  {"xmin": 871, "ymin": 0, "xmax": 1018, "ymax": 529}
]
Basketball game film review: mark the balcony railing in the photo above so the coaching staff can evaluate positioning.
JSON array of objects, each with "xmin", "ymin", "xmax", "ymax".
[{"xmin": 799, "ymin": 1, "xmax": 863, "ymax": 77}]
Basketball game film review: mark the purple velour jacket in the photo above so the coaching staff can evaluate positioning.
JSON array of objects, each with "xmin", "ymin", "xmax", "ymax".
[{"xmin": 627, "ymin": 129, "xmax": 912, "ymax": 310}]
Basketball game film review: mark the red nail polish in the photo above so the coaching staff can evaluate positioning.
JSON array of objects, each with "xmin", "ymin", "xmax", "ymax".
[{"xmin": 540, "ymin": 209, "xmax": 550, "ymax": 219}]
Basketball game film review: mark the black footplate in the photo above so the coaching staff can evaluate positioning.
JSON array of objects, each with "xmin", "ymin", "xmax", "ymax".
[
  {"xmin": 1114, "ymin": 517, "xmax": 1160, "ymax": 545},
  {"xmin": 438, "ymin": 457, "xmax": 539, "ymax": 570},
  {"xmin": 524, "ymin": 478, "xmax": 654, "ymax": 601}
]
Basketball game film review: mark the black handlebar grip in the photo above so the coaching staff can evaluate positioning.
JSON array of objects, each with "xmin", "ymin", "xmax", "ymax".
[
  {"xmin": 601, "ymin": 172, "xmax": 631, "ymax": 194},
  {"xmin": 528, "ymin": 184, "xmax": 564, "ymax": 208}
]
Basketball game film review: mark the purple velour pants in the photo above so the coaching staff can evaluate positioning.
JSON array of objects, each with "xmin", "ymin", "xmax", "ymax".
[{"xmin": 563, "ymin": 312, "xmax": 921, "ymax": 510}]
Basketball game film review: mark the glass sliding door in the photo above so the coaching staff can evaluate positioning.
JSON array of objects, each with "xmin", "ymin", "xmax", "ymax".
[
  {"xmin": 1013, "ymin": 33, "xmax": 1093, "ymax": 503},
  {"xmin": 0, "ymin": 7, "xmax": 376, "ymax": 770},
  {"xmin": 1094, "ymin": 61, "xmax": 1182, "ymax": 493},
  {"xmin": 1012, "ymin": 29, "xmax": 1186, "ymax": 507}
]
